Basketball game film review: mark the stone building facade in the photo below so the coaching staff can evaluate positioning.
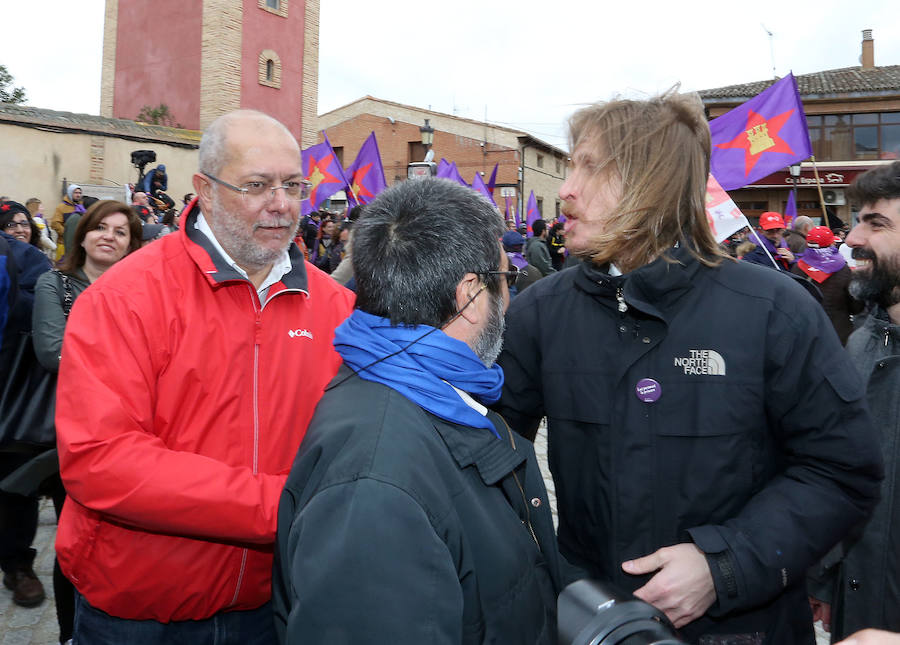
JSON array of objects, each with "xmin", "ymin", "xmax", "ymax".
[
  {"xmin": 318, "ymin": 96, "xmax": 568, "ymax": 219},
  {"xmin": 100, "ymin": 0, "xmax": 319, "ymax": 146},
  {"xmin": 0, "ymin": 105, "xmax": 199, "ymax": 210}
]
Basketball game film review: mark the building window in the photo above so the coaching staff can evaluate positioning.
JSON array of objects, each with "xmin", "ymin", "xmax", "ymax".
[
  {"xmin": 808, "ymin": 112, "xmax": 900, "ymax": 161},
  {"xmin": 536, "ymin": 154, "xmax": 544, "ymax": 168},
  {"xmin": 258, "ymin": 0, "xmax": 288, "ymax": 18},
  {"xmin": 332, "ymin": 146, "xmax": 344, "ymax": 167},
  {"xmin": 536, "ymin": 197, "xmax": 544, "ymax": 217},
  {"xmin": 258, "ymin": 50, "xmax": 282, "ymax": 88},
  {"xmin": 408, "ymin": 141, "xmax": 428, "ymax": 163},
  {"xmin": 555, "ymin": 200, "xmax": 561, "ymax": 218},
  {"xmin": 555, "ymin": 159, "xmax": 561, "ymax": 173}
]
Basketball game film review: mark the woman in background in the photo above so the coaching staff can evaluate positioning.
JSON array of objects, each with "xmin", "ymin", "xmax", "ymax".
[{"xmin": 31, "ymin": 200, "xmax": 141, "ymax": 644}]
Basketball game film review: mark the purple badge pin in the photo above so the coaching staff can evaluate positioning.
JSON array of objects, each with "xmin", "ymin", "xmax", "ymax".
[{"xmin": 635, "ymin": 378, "xmax": 661, "ymax": 403}]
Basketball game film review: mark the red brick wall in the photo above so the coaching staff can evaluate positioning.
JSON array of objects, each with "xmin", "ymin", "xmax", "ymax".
[
  {"xmin": 323, "ymin": 114, "xmax": 521, "ymax": 204},
  {"xmin": 113, "ymin": 0, "xmax": 203, "ymax": 129},
  {"xmin": 241, "ymin": 0, "xmax": 305, "ymax": 140}
]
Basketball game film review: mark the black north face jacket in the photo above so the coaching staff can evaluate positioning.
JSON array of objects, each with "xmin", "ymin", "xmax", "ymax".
[{"xmin": 495, "ymin": 247, "xmax": 883, "ymax": 644}]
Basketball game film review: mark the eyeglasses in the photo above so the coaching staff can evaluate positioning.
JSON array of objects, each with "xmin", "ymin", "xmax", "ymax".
[
  {"xmin": 476, "ymin": 264, "xmax": 520, "ymax": 288},
  {"xmin": 4, "ymin": 220, "xmax": 29, "ymax": 231},
  {"xmin": 202, "ymin": 172, "xmax": 312, "ymax": 202}
]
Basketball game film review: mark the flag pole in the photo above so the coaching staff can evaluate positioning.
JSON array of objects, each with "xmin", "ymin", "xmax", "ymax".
[
  {"xmin": 749, "ymin": 230, "xmax": 784, "ymax": 271},
  {"xmin": 809, "ymin": 156, "xmax": 831, "ymax": 229}
]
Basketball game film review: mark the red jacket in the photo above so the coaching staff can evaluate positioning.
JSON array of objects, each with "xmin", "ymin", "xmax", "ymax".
[{"xmin": 55, "ymin": 207, "xmax": 355, "ymax": 621}]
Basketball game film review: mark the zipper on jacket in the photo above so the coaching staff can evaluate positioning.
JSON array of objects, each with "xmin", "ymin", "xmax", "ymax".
[
  {"xmin": 231, "ymin": 284, "xmax": 263, "ymax": 607},
  {"xmin": 501, "ymin": 421, "xmax": 540, "ymax": 549}
]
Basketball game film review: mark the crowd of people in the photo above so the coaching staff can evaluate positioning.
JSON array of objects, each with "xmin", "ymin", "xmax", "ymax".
[{"xmin": 0, "ymin": 95, "xmax": 898, "ymax": 645}]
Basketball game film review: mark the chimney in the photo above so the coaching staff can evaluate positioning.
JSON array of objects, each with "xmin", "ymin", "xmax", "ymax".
[{"xmin": 861, "ymin": 29, "xmax": 874, "ymax": 69}]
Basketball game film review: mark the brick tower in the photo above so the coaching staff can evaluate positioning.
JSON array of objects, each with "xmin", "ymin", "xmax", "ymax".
[{"xmin": 100, "ymin": 0, "xmax": 319, "ymax": 146}]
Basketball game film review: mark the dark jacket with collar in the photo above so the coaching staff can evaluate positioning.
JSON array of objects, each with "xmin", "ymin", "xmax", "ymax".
[
  {"xmin": 495, "ymin": 246, "xmax": 883, "ymax": 644},
  {"xmin": 814, "ymin": 307, "xmax": 900, "ymax": 639},
  {"xmin": 273, "ymin": 367, "xmax": 564, "ymax": 644},
  {"xmin": 526, "ymin": 236, "xmax": 556, "ymax": 277}
]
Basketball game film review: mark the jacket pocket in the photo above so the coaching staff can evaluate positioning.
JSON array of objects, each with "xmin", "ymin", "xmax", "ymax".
[{"xmin": 651, "ymin": 381, "xmax": 760, "ymax": 534}]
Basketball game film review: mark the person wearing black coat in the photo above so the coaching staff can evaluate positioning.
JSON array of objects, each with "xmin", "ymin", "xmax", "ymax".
[
  {"xmin": 495, "ymin": 91, "xmax": 883, "ymax": 644},
  {"xmin": 273, "ymin": 178, "xmax": 564, "ymax": 644}
]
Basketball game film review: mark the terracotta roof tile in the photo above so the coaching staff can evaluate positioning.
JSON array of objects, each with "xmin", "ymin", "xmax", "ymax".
[{"xmin": 698, "ymin": 65, "xmax": 900, "ymax": 101}]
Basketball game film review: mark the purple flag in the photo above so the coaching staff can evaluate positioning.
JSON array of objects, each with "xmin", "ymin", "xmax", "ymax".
[
  {"xmin": 345, "ymin": 132, "xmax": 387, "ymax": 206},
  {"xmin": 513, "ymin": 199, "xmax": 521, "ymax": 229},
  {"xmin": 436, "ymin": 158, "xmax": 453, "ymax": 179},
  {"xmin": 525, "ymin": 190, "xmax": 540, "ymax": 236},
  {"xmin": 435, "ymin": 159, "xmax": 468, "ymax": 187},
  {"xmin": 486, "ymin": 164, "xmax": 498, "ymax": 193},
  {"xmin": 784, "ymin": 191, "xmax": 797, "ymax": 227},
  {"xmin": 471, "ymin": 172, "xmax": 496, "ymax": 205},
  {"xmin": 449, "ymin": 162, "xmax": 468, "ymax": 187},
  {"xmin": 504, "ymin": 196, "xmax": 511, "ymax": 223},
  {"xmin": 709, "ymin": 73, "xmax": 812, "ymax": 191},
  {"xmin": 302, "ymin": 137, "xmax": 347, "ymax": 212}
]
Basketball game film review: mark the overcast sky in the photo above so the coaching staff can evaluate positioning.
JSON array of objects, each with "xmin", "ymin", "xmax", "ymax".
[{"xmin": 4, "ymin": 0, "xmax": 900, "ymax": 150}]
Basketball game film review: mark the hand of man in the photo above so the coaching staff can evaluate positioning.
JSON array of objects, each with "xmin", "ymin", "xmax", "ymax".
[
  {"xmin": 776, "ymin": 247, "xmax": 794, "ymax": 263},
  {"xmin": 622, "ymin": 543, "xmax": 716, "ymax": 629},
  {"xmin": 835, "ymin": 629, "xmax": 900, "ymax": 645}
]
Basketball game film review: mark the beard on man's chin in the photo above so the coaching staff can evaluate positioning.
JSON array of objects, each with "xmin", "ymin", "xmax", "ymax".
[
  {"xmin": 473, "ymin": 292, "xmax": 506, "ymax": 368},
  {"xmin": 849, "ymin": 246, "xmax": 900, "ymax": 309}
]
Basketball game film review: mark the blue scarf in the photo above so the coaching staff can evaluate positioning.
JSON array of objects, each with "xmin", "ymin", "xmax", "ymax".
[{"xmin": 333, "ymin": 310, "xmax": 504, "ymax": 437}]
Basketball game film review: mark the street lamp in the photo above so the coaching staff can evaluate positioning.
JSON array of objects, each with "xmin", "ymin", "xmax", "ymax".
[
  {"xmin": 408, "ymin": 119, "xmax": 437, "ymax": 179},
  {"xmin": 789, "ymin": 163, "xmax": 801, "ymax": 224},
  {"xmin": 420, "ymin": 119, "xmax": 434, "ymax": 149}
]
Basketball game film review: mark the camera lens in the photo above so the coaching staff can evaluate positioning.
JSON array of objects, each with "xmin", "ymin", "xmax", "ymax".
[{"xmin": 558, "ymin": 579, "xmax": 688, "ymax": 645}]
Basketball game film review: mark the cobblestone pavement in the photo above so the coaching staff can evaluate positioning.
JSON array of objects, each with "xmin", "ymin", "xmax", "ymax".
[
  {"xmin": 1, "ymin": 422, "xmax": 829, "ymax": 645},
  {"xmin": 1, "ymin": 498, "xmax": 59, "ymax": 645}
]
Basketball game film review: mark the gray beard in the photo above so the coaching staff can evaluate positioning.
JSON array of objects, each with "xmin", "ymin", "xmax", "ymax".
[
  {"xmin": 208, "ymin": 193, "xmax": 298, "ymax": 271},
  {"xmin": 472, "ymin": 291, "xmax": 506, "ymax": 367}
]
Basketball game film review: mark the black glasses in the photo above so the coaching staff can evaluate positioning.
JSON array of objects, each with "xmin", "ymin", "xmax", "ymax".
[
  {"xmin": 476, "ymin": 264, "xmax": 519, "ymax": 288},
  {"xmin": 202, "ymin": 172, "xmax": 312, "ymax": 202}
]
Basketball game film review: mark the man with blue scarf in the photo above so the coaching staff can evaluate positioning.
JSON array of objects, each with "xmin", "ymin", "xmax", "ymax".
[{"xmin": 273, "ymin": 178, "xmax": 565, "ymax": 644}]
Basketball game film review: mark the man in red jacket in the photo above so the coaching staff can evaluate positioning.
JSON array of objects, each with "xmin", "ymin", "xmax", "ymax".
[{"xmin": 55, "ymin": 110, "xmax": 355, "ymax": 644}]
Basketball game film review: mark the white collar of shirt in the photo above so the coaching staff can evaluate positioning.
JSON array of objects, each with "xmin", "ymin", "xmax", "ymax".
[
  {"xmin": 194, "ymin": 212, "xmax": 292, "ymax": 298},
  {"xmin": 609, "ymin": 263, "xmax": 622, "ymax": 277},
  {"xmin": 448, "ymin": 383, "xmax": 488, "ymax": 417}
]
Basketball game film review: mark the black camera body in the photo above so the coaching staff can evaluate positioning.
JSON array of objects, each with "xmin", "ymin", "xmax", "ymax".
[{"xmin": 559, "ymin": 579, "xmax": 688, "ymax": 645}]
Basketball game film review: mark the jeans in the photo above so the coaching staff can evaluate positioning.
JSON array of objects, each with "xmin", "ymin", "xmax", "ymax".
[{"xmin": 72, "ymin": 592, "xmax": 277, "ymax": 645}]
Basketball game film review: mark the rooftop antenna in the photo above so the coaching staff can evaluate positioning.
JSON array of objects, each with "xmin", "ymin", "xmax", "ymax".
[{"xmin": 761, "ymin": 24, "xmax": 776, "ymax": 78}]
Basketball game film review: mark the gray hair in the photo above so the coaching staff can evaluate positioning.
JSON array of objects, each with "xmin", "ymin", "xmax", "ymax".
[
  {"xmin": 792, "ymin": 216, "xmax": 814, "ymax": 234},
  {"xmin": 198, "ymin": 110, "xmax": 295, "ymax": 176},
  {"xmin": 352, "ymin": 178, "xmax": 505, "ymax": 326}
]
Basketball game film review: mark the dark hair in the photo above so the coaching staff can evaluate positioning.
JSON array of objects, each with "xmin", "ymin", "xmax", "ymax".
[
  {"xmin": 81, "ymin": 196, "xmax": 100, "ymax": 210},
  {"xmin": 162, "ymin": 209, "xmax": 178, "ymax": 227},
  {"xmin": 848, "ymin": 160, "xmax": 900, "ymax": 206},
  {"xmin": 0, "ymin": 205, "xmax": 41, "ymax": 249},
  {"xmin": 347, "ymin": 205, "xmax": 363, "ymax": 221},
  {"xmin": 353, "ymin": 178, "xmax": 504, "ymax": 326},
  {"xmin": 59, "ymin": 200, "xmax": 143, "ymax": 273},
  {"xmin": 532, "ymin": 218, "xmax": 547, "ymax": 237}
]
